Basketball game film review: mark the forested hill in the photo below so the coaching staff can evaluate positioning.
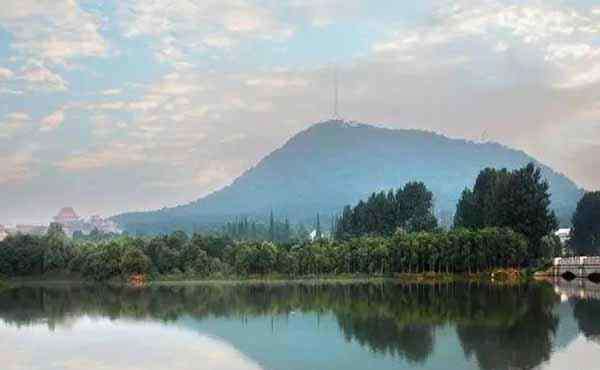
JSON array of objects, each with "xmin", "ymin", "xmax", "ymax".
[{"xmin": 112, "ymin": 120, "xmax": 583, "ymax": 234}]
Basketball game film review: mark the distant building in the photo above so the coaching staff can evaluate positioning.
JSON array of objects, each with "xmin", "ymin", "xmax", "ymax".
[
  {"xmin": 88, "ymin": 215, "xmax": 120, "ymax": 234},
  {"xmin": 53, "ymin": 207, "xmax": 81, "ymax": 224},
  {"xmin": 0, "ymin": 225, "xmax": 8, "ymax": 241},
  {"xmin": 52, "ymin": 207, "xmax": 82, "ymax": 236},
  {"xmin": 14, "ymin": 224, "xmax": 47, "ymax": 236},
  {"xmin": 52, "ymin": 207, "xmax": 120, "ymax": 237},
  {"xmin": 555, "ymin": 228, "xmax": 571, "ymax": 244}
]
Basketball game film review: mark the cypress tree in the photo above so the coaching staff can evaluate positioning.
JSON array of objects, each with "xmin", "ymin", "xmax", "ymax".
[
  {"xmin": 269, "ymin": 210, "xmax": 275, "ymax": 242},
  {"xmin": 570, "ymin": 191, "xmax": 600, "ymax": 256}
]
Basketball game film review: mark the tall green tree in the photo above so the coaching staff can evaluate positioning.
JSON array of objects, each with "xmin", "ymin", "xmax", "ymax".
[
  {"xmin": 269, "ymin": 210, "xmax": 275, "ymax": 242},
  {"xmin": 454, "ymin": 189, "xmax": 478, "ymax": 228},
  {"xmin": 316, "ymin": 213, "xmax": 322, "ymax": 239},
  {"xmin": 455, "ymin": 163, "xmax": 558, "ymax": 263},
  {"xmin": 454, "ymin": 168, "xmax": 509, "ymax": 229},
  {"xmin": 570, "ymin": 191, "xmax": 600, "ymax": 256},
  {"xmin": 496, "ymin": 163, "xmax": 557, "ymax": 260}
]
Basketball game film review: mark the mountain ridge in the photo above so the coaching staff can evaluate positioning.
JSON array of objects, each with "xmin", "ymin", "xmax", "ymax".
[{"xmin": 113, "ymin": 120, "xmax": 584, "ymax": 234}]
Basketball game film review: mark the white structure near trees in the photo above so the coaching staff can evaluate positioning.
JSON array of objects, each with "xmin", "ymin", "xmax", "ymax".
[{"xmin": 555, "ymin": 228, "xmax": 571, "ymax": 244}]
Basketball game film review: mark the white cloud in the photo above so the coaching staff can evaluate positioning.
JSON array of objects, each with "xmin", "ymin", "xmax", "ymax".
[
  {"xmin": 20, "ymin": 65, "xmax": 69, "ymax": 91},
  {"xmin": 286, "ymin": 0, "xmax": 366, "ymax": 28},
  {"xmin": 87, "ymin": 102, "xmax": 127, "ymax": 111},
  {"xmin": 0, "ymin": 112, "xmax": 31, "ymax": 139},
  {"xmin": 119, "ymin": 0, "xmax": 294, "ymax": 66},
  {"xmin": 5, "ymin": 112, "xmax": 30, "ymax": 121},
  {"xmin": 0, "ymin": 67, "xmax": 14, "ymax": 79},
  {"xmin": 100, "ymin": 89, "xmax": 122, "ymax": 96},
  {"xmin": 372, "ymin": 1, "xmax": 600, "ymax": 89},
  {"xmin": 202, "ymin": 34, "xmax": 236, "ymax": 49},
  {"xmin": 0, "ymin": 88, "xmax": 23, "ymax": 95},
  {"xmin": 0, "ymin": 150, "xmax": 37, "ymax": 185},
  {"xmin": 0, "ymin": 0, "xmax": 109, "ymax": 65},
  {"xmin": 41, "ymin": 110, "xmax": 65, "ymax": 131},
  {"xmin": 245, "ymin": 77, "xmax": 309, "ymax": 88},
  {"xmin": 57, "ymin": 141, "xmax": 146, "ymax": 172}
]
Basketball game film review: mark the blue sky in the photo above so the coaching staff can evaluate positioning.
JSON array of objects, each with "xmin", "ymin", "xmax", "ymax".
[{"xmin": 1, "ymin": 0, "xmax": 600, "ymax": 224}]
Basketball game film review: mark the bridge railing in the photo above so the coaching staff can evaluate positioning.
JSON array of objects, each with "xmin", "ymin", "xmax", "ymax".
[{"xmin": 554, "ymin": 256, "xmax": 600, "ymax": 266}]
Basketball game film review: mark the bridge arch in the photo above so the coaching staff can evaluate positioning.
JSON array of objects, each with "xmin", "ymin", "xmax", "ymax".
[{"xmin": 553, "ymin": 257, "xmax": 600, "ymax": 282}]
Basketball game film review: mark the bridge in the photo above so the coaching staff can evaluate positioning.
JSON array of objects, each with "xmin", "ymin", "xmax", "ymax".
[{"xmin": 553, "ymin": 257, "xmax": 600, "ymax": 280}]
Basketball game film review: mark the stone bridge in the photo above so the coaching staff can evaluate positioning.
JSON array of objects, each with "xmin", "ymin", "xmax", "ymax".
[{"xmin": 553, "ymin": 257, "xmax": 600, "ymax": 279}]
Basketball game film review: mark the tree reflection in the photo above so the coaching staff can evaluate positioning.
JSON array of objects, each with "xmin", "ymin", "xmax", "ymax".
[
  {"xmin": 0, "ymin": 282, "xmax": 562, "ymax": 368},
  {"xmin": 573, "ymin": 298, "xmax": 600, "ymax": 343},
  {"xmin": 457, "ymin": 285, "xmax": 559, "ymax": 370}
]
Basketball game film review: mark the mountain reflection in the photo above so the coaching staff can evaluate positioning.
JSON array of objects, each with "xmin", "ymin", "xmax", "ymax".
[{"xmin": 0, "ymin": 282, "xmax": 598, "ymax": 369}]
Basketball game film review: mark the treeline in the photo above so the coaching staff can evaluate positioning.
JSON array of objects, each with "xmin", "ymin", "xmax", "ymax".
[
  {"xmin": 332, "ymin": 164, "xmax": 561, "ymax": 263},
  {"xmin": 1, "ymin": 224, "xmax": 531, "ymax": 281},
  {"xmin": 335, "ymin": 182, "xmax": 438, "ymax": 239}
]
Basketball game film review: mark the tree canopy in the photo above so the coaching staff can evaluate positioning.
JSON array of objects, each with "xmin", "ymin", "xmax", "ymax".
[
  {"xmin": 335, "ymin": 182, "xmax": 438, "ymax": 239},
  {"xmin": 570, "ymin": 191, "xmax": 600, "ymax": 255},
  {"xmin": 455, "ymin": 163, "xmax": 558, "ymax": 262}
]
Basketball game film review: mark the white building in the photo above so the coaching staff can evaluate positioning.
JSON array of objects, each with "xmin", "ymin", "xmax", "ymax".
[
  {"xmin": 51, "ymin": 207, "xmax": 121, "ymax": 236},
  {"xmin": 0, "ymin": 225, "xmax": 8, "ymax": 241},
  {"xmin": 555, "ymin": 228, "xmax": 571, "ymax": 244}
]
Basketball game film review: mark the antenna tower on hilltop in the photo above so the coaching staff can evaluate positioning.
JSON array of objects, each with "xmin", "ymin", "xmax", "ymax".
[
  {"xmin": 333, "ymin": 65, "xmax": 341, "ymax": 120},
  {"xmin": 481, "ymin": 130, "xmax": 488, "ymax": 143}
]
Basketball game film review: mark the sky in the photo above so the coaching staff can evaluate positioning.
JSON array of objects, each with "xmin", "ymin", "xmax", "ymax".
[{"xmin": 1, "ymin": 0, "xmax": 600, "ymax": 224}]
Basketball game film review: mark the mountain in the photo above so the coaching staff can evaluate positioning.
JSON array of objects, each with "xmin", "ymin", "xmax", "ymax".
[{"xmin": 113, "ymin": 120, "xmax": 584, "ymax": 234}]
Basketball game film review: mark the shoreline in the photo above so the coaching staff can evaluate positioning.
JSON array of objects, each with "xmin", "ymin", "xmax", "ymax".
[{"xmin": 3, "ymin": 269, "xmax": 531, "ymax": 287}]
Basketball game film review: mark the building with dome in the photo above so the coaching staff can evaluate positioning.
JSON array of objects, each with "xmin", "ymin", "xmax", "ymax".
[
  {"xmin": 53, "ymin": 207, "xmax": 81, "ymax": 225},
  {"xmin": 51, "ymin": 207, "xmax": 120, "ymax": 237}
]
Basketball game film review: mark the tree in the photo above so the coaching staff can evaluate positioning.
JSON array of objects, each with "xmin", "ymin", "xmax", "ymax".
[
  {"xmin": 454, "ymin": 168, "xmax": 509, "ymax": 229},
  {"xmin": 316, "ymin": 213, "xmax": 322, "ymax": 239},
  {"xmin": 269, "ymin": 210, "xmax": 275, "ymax": 242},
  {"xmin": 120, "ymin": 248, "xmax": 151, "ymax": 275},
  {"xmin": 454, "ymin": 189, "xmax": 478, "ymax": 228},
  {"xmin": 570, "ymin": 191, "xmax": 600, "ymax": 256},
  {"xmin": 454, "ymin": 163, "xmax": 558, "ymax": 263},
  {"xmin": 496, "ymin": 163, "xmax": 557, "ymax": 261},
  {"xmin": 43, "ymin": 223, "xmax": 71, "ymax": 273},
  {"xmin": 335, "ymin": 182, "xmax": 438, "ymax": 239}
]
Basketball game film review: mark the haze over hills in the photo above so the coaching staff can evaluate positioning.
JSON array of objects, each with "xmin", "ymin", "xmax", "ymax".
[{"xmin": 113, "ymin": 120, "xmax": 584, "ymax": 234}]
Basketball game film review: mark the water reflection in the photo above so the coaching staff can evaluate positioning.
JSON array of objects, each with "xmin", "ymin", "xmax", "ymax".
[
  {"xmin": 0, "ymin": 317, "xmax": 263, "ymax": 370},
  {"xmin": 0, "ymin": 282, "xmax": 599, "ymax": 370}
]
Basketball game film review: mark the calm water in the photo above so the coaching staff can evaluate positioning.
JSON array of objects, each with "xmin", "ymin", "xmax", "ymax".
[{"xmin": 1, "ymin": 281, "xmax": 600, "ymax": 370}]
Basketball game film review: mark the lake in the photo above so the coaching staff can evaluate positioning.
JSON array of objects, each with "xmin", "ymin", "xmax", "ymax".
[{"xmin": 1, "ymin": 280, "xmax": 599, "ymax": 370}]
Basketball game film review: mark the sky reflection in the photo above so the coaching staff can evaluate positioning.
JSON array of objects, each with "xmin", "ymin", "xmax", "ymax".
[{"xmin": 0, "ymin": 316, "xmax": 263, "ymax": 370}]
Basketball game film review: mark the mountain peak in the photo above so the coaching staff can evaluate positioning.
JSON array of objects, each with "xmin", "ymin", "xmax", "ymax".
[
  {"xmin": 315, "ymin": 119, "xmax": 367, "ymax": 128},
  {"xmin": 113, "ymin": 122, "xmax": 583, "ymax": 234}
]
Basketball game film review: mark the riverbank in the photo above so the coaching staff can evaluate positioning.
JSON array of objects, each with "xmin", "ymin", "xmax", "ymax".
[
  {"xmin": 3, "ymin": 269, "xmax": 528, "ymax": 288},
  {"xmin": 158, "ymin": 268, "xmax": 528, "ymax": 285}
]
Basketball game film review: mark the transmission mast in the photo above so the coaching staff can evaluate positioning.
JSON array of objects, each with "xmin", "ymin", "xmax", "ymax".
[{"xmin": 333, "ymin": 65, "xmax": 341, "ymax": 120}]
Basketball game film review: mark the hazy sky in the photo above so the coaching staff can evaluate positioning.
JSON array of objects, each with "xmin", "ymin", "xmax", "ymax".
[{"xmin": 1, "ymin": 0, "xmax": 599, "ymax": 224}]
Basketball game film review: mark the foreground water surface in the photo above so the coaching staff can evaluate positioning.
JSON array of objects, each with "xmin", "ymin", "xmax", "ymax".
[{"xmin": 1, "ymin": 280, "xmax": 599, "ymax": 370}]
